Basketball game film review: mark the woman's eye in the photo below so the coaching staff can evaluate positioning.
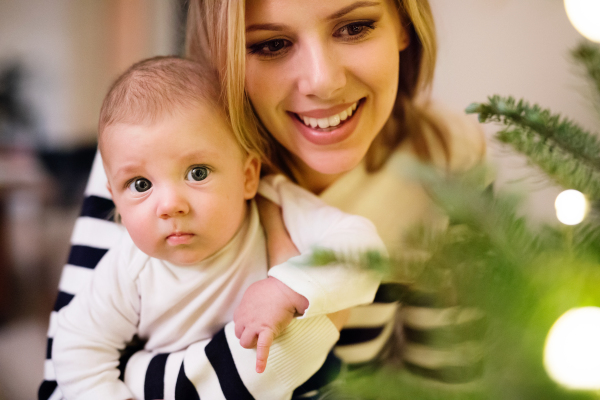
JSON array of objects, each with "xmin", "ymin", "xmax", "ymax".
[
  {"xmin": 347, "ymin": 24, "xmax": 366, "ymax": 35},
  {"xmin": 248, "ymin": 38, "xmax": 292, "ymax": 58},
  {"xmin": 335, "ymin": 21, "xmax": 376, "ymax": 40},
  {"xmin": 128, "ymin": 178, "xmax": 152, "ymax": 193},
  {"xmin": 265, "ymin": 39, "xmax": 286, "ymax": 52},
  {"xmin": 187, "ymin": 166, "xmax": 210, "ymax": 182}
]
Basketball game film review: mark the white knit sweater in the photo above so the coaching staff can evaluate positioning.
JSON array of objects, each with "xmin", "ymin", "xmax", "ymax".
[{"xmin": 52, "ymin": 172, "xmax": 384, "ymax": 400}]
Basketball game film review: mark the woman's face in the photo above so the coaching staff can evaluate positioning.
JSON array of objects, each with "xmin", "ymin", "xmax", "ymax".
[{"xmin": 245, "ymin": 0, "xmax": 409, "ymax": 186}]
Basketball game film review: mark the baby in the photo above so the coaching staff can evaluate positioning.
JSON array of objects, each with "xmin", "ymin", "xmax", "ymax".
[{"xmin": 53, "ymin": 56, "xmax": 384, "ymax": 399}]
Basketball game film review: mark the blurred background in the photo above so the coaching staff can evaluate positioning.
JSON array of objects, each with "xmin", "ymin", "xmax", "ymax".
[{"xmin": 0, "ymin": 0, "xmax": 596, "ymax": 398}]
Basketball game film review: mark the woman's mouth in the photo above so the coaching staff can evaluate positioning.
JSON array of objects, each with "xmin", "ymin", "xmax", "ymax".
[
  {"xmin": 290, "ymin": 99, "xmax": 364, "ymax": 146},
  {"xmin": 295, "ymin": 101, "xmax": 359, "ymax": 130}
]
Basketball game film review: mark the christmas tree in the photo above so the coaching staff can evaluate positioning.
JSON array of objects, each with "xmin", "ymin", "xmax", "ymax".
[{"xmin": 319, "ymin": 41, "xmax": 600, "ymax": 399}]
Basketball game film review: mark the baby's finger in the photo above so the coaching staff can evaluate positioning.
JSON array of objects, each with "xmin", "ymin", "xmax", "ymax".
[
  {"xmin": 240, "ymin": 329, "xmax": 258, "ymax": 349},
  {"xmin": 234, "ymin": 321, "xmax": 244, "ymax": 339},
  {"xmin": 255, "ymin": 330, "xmax": 275, "ymax": 373}
]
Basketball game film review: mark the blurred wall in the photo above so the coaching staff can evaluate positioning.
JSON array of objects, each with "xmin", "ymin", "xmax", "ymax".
[
  {"xmin": 0, "ymin": 0, "xmax": 179, "ymax": 149},
  {"xmin": 430, "ymin": 0, "xmax": 599, "ymax": 222},
  {"xmin": 0, "ymin": 5, "xmax": 181, "ymax": 397},
  {"xmin": 1, "ymin": 0, "xmax": 597, "ymax": 220}
]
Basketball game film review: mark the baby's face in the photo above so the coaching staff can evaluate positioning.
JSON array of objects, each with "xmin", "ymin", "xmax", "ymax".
[{"xmin": 102, "ymin": 105, "xmax": 260, "ymax": 265}]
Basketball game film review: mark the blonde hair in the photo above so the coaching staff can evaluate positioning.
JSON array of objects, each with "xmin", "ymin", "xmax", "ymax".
[
  {"xmin": 186, "ymin": 2, "xmax": 269, "ymax": 163},
  {"xmin": 185, "ymin": 0, "xmax": 448, "ymax": 176}
]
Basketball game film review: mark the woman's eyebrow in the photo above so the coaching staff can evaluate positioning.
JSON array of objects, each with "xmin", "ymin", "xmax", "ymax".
[
  {"xmin": 246, "ymin": 23, "xmax": 286, "ymax": 33},
  {"xmin": 326, "ymin": 1, "xmax": 381, "ymax": 20},
  {"xmin": 246, "ymin": 1, "xmax": 381, "ymax": 33}
]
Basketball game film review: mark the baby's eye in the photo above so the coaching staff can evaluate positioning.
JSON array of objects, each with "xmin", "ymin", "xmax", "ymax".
[
  {"xmin": 128, "ymin": 178, "xmax": 152, "ymax": 193},
  {"xmin": 187, "ymin": 166, "xmax": 210, "ymax": 182}
]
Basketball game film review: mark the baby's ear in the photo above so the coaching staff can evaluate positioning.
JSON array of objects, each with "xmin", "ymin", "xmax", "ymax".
[
  {"xmin": 105, "ymin": 183, "xmax": 122, "ymax": 223},
  {"xmin": 243, "ymin": 152, "xmax": 261, "ymax": 200}
]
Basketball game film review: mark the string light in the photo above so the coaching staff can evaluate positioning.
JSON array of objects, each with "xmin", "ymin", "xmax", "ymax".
[
  {"xmin": 564, "ymin": 0, "xmax": 600, "ymax": 43},
  {"xmin": 544, "ymin": 307, "xmax": 600, "ymax": 390},
  {"xmin": 555, "ymin": 189, "xmax": 588, "ymax": 225}
]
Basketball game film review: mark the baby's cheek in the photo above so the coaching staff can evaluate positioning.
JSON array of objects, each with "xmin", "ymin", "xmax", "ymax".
[
  {"xmin": 122, "ymin": 213, "xmax": 160, "ymax": 257},
  {"xmin": 130, "ymin": 230, "xmax": 157, "ymax": 256}
]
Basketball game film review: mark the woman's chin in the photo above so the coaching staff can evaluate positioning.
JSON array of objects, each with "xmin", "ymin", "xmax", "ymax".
[{"xmin": 302, "ymin": 149, "xmax": 366, "ymax": 176}]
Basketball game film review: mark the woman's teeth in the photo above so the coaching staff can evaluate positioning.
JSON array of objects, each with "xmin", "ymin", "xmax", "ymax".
[{"xmin": 300, "ymin": 102, "xmax": 358, "ymax": 129}]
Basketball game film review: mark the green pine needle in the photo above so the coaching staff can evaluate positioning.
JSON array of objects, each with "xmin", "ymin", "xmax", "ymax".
[
  {"xmin": 497, "ymin": 127, "xmax": 600, "ymax": 199},
  {"xmin": 571, "ymin": 41, "xmax": 600, "ymax": 108},
  {"xmin": 466, "ymin": 96, "xmax": 600, "ymax": 199}
]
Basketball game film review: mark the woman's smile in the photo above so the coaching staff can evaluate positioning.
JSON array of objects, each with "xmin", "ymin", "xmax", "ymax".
[
  {"xmin": 293, "ymin": 99, "xmax": 360, "ymax": 129},
  {"xmin": 288, "ymin": 98, "xmax": 365, "ymax": 145}
]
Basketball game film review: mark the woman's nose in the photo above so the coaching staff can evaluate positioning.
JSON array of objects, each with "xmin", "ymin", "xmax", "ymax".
[
  {"xmin": 296, "ymin": 41, "xmax": 346, "ymax": 99},
  {"xmin": 156, "ymin": 188, "xmax": 190, "ymax": 218}
]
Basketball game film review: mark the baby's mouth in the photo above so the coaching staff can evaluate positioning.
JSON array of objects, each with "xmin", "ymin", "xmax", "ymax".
[
  {"xmin": 167, "ymin": 232, "xmax": 194, "ymax": 239},
  {"xmin": 166, "ymin": 232, "xmax": 195, "ymax": 245},
  {"xmin": 294, "ymin": 99, "xmax": 362, "ymax": 130}
]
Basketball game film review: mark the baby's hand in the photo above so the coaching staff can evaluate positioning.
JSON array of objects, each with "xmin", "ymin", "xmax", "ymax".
[{"xmin": 234, "ymin": 277, "xmax": 309, "ymax": 373}]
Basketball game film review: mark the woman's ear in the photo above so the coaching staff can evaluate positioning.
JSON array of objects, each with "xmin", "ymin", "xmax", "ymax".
[
  {"xmin": 243, "ymin": 152, "xmax": 262, "ymax": 200},
  {"xmin": 398, "ymin": 23, "xmax": 410, "ymax": 51}
]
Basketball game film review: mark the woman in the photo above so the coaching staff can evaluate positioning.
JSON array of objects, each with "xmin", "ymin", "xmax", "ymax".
[
  {"xmin": 39, "ymin": 1, "xmax": 485, "ymax": 399},
  {"xmin": 190, "ymin": 0, "xmax": 485, "ymax": 381}
]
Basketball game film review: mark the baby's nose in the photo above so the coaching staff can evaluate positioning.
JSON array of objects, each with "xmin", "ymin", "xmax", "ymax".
[{"xmin": 156, "ymin": 189, "xmax": 190, "ymax": 218}]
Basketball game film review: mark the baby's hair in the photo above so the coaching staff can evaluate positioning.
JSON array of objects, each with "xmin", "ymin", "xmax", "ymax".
[{"xmin": 98, "ymin": 56, "xmax": 222, "ymax": 140}]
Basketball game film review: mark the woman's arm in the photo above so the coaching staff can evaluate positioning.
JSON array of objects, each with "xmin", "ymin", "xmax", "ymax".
[
  {"xmin": 53, "ymin": 241, "xmax": 141, "ymax": 400},
  {"xmin": 40, "ymin": 151, "xmax": 123, "ymax": 400},
  {"xmin": 258, "ymin": 175, "xmax": 386, "ymax": 318},
  {"xmin": 255, "ymin": 187, "xmax": 354, "ymax": 328},
  {"xmin": 255, "ymin": 194, "xmax": 301, "ymax": 268}
]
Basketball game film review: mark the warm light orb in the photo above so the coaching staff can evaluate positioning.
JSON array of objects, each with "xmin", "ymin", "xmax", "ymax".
[
  {"xmin": 564, "ymin": 0, "xmax": 600, "ymax": 42},
  {"xmin": 555, "ymin": 189, "xmax": 588, "ymax": 225},
  {"xmin": 544, "ymin": 307, "xmax": 600, "ymax": 390}
]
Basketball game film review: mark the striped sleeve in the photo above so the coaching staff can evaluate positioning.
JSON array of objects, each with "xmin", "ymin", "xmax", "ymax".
[
  {"xmin": 334, "ymin": 282, "xmax": 486, "ymax": 385},
  {"xmin": 121, "ymin": 317, "xmax": 341, "ymax": 400},
  {"xmin": 39, "ymin": 151, "xmax": 124, "ymax": 400},
  {"xmin": 333, "ymin": 283, "xmax": 402, "ymax": 365},
  {"xmin": 400, "ymin": 287, "xmax": 486, "ymax": 383}
]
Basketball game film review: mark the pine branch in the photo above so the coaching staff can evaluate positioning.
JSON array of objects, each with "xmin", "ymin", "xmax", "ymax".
[
  {"xmin": 573, "ymin": 221, "xmax": 600, "ymax": 262},
  {"xmin": 466, "ymin": 95, "xmax": 600, "ymax": 199},
  {"xmin": 571, "ymin": 41, "xmax": 600, "ymax": 108},
  {"xmin": 497, "ymin": 127, "xmax": 600, "ymax": 199}
]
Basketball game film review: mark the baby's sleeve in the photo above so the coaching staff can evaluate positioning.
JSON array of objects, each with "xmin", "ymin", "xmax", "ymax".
[
  {"xmin": 52, "ymin": 239, "xmax": 143, "ymax": 400},
  {"xmin": 259, "ymin": 175, "xmax": 386, "ymax": 318},
  {"xmin": 122, "ymin": 316, "xmax": 340, "ymax": 400}
]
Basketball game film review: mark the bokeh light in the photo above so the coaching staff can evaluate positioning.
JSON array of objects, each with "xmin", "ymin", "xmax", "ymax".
[
  {"xmin": 544, "ymin": 307, "xmax": 600, "ymax": 390},
  {"xmin": 554, "ymin": 189, "xmax": 588, "ymax": 225},
  {"xmin": 564, "ymin": 0, "xmax": 600, "ymax": 42}
]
